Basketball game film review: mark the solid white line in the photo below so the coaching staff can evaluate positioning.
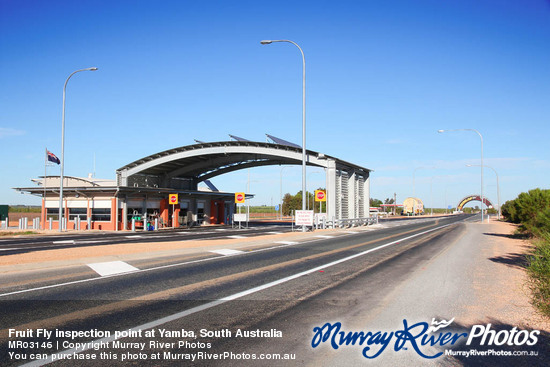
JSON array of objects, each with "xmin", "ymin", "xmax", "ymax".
[
  {"xmin": 0, "ymin": 248, "xmax": 20, "ymax": 251},
  {"xmin": 314, "ymin": 235, "xmax": 334, "ymax": 239},
  {"xmin": 227, "ymin": 235, "xmax": 245, "ymax": 239},
  {"xmin": 21, "ymin": 222, "xmax": 454, "ymax": 367},
  {"xmin": 52, "ymin": 240, "xmax": 75, "ymax": 244},
  {"xmin": 1, "ymin": 222, "xmax": 453, "ymax": 298}
]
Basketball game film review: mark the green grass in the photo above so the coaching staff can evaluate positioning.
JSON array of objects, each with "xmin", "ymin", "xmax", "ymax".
[{"xmin": 0, "ymin": 231, "xmax": 38, "ymax": 237}]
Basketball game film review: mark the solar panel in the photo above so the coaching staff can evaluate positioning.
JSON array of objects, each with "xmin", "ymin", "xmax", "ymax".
[
  {"xmin": 228, "ymin": 134, "xmax": 251, "ymax": 142},
  {"xmin": 265, "ymin": 134, "xmax": 301, "ymax": 149}
]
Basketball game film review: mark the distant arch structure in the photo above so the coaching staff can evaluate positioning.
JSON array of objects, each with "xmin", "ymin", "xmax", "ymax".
[
  {"xmin": 117, "ymin": 141, "xmax": 372, "ymax": 220},
  {"xmin": 457, "ymin": 195, "xmax": 493, "ymax": 211}
]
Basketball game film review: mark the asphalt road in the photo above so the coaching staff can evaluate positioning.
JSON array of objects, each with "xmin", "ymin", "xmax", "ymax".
[
  {"xmin": 0, "ymin": 224, "xmax": 294, "ymax": 256},
  {"xmin": 1, "ymin": 214, "xmax": 489, "ymax": 366}
]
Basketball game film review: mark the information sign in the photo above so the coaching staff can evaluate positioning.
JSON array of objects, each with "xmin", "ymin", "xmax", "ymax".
[{"xmin": 295, "ymin": 210, "xmax": 314, "ymax": 226}]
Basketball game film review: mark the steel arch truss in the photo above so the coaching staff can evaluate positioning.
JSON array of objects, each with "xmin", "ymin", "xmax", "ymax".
[{"xmin": 116, "ymin": 141, "xmax": 371, "ymax": 220}]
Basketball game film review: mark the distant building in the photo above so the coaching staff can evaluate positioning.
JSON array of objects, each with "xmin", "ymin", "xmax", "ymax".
[{"xmin": 402, "ymin": 197, "xmax": 424, "ymax": 215}]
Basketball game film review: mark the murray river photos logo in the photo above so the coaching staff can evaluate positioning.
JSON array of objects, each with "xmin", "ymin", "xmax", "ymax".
[{"xmin": 311, "ymin": 318, "xmax": 540, "ymax": 359}]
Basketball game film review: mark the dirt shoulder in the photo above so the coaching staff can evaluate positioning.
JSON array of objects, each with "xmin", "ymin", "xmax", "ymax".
[{"xmin": 462, "ymin": 220, "xmax": 550, "ymax": 333}]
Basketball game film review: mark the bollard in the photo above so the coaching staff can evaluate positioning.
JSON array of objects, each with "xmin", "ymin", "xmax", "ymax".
[
  {"xmin": 154, "ymin": 218, "xmax": 158, "ymax": 231},
  {"xmin": 131, "ymin": 218, "xmax": 136, "ymax": 232},
  {"xmin": 49, "ymin": 217, "xmax": 52, "ymax": 230},
  {"xmin": 87, "ymin": 217, "xmax": 91, "ymax": 230}
]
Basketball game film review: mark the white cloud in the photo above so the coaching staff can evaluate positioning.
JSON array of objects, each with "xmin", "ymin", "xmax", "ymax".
[{"xmin": 0, "ymin": 128, "xmax": 25, "ymax": 138}]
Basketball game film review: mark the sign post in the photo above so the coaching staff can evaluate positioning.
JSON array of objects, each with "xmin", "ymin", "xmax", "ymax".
[
  {"xmin": 169, "ymin": 194, "xmax": 178, "ymax": 228},
  {"xmin": 295, "ymin": 210, "xmax": 314, "ymax": 229},
  {"xmin": 235, "ymin": 192, "xmax": 246, "ymax": 229}
]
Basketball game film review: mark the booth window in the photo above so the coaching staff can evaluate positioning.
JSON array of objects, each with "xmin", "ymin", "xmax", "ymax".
[
  {"xmin": 46, "ymin": 208, "xmax": 59, "ymax": 220},
  {"xmin": 69, "ymin": 208, "xmax": 87, "ymax": 221},
  {"xmin": 92, "ymin": 208, "xmax": 111, "ymax": 221}
]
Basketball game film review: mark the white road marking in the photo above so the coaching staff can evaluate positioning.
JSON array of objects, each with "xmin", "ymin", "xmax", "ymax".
[
  {"xmin": 125, "ymin": 235, "xmax": 143, "ymax": 239},
  {"xmin": 0, "ymin": 248, "xmax": 19, "ymax": 251},
  {"xmin": 53, "ymin": 240, "xmax": 75, "ymax": 244},
  {"xmin": 227, "ymin": 235, "xmax": 245, "ymax": 239},
  {"xmin": 274, "ymin": 241, "xmax": 298, "ymax": 245},
  {"xmin": 25, "ymin": 223, "xmax": 455, "ymax": 366},
  {"xmin": 87, "ymin": 261, "xmax": 139, "ymax": 277},
  {"xmin": 314, "ymin": 235, "xmax": 334, "ymax": 239},
  {"xmin": 1, "ymin": 222, "xmax": 455, "ymax": 299},
  {"xmin": 210, "ymin": 249, "xmax": 245, "ymax": 256}
]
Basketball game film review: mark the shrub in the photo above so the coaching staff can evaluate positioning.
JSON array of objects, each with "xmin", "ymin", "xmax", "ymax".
[{"xmin": 527, "ymin": 234, "xmax": 550, "ymax": 317}]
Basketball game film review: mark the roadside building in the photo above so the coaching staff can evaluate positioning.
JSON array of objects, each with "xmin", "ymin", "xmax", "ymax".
[
  {"xmin": 16, "ymin": 175, "xmax": 238, "ymax": 231},
  {"xmin": 402, "ymin": 197, "xmax": 424, "ymax": 215}
]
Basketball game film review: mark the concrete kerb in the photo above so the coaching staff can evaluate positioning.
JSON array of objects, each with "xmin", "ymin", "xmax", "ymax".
[{"xmin": 0, "ymin": 227, "xmax": 361, "ymax": 275}]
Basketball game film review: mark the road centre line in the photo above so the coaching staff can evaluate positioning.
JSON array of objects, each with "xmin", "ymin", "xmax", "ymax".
[
  {"xmin": 23, "ymin": 222, "xmax": 455, "ymax": 367},
  {"xmin": 0, "ymin": 222, "xmax": 449, "ymax": 298}
]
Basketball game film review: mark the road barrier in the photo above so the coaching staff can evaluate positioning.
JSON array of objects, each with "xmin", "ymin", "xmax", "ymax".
[{"xmin": 325, "ymin": 216, "xmax": 378, "ymax": 229}]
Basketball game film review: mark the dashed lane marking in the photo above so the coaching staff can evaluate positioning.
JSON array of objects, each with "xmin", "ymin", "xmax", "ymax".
[
  {"xmin": 274, "ymin": 241, "xmax": 298, "ymax": 245},
  {"xmin": 209, "ymin": 249, "xmax": 245, "ymax": 256},
  {"xmin": 87, "ymin": 261, "xmax": 139, "ymax": 277}
]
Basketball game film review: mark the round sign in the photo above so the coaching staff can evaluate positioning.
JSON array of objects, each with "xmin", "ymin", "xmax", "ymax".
[
  {"xmin": 169, "ymin": 194, "xmax": 178, "ymax": 204},
  {"xmin": 316, "ymin": 191, "xmax": 325, "ymax": 200},
  {"xmin": 236, "ymin": 193, "xmax": 244, "ymax": 201}
]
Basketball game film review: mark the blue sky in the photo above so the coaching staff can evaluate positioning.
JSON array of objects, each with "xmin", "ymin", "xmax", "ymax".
[{"xmin": 1, "ymin": 0, "xmax": 549, "ymax": 209}]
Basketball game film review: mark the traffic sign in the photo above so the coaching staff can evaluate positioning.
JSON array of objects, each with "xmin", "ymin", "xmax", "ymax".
[
  {"xmin": 235, "ymin": 192, "xmax": 245, "ymax": 204},
  {"xmin": 315, "ymin": 190, "xmax": 326, "ymax": 202},
  {"xmin": 169, "ymin": 194, "xmax": 178, "ymax": 205}
]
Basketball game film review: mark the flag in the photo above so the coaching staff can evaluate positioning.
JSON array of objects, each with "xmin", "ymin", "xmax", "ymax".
[{"xmin": 47, "ymin": 150, "xmax": 60, "ymax": 165}]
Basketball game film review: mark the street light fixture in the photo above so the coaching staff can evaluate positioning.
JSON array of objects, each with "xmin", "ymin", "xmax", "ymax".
[
  {"xmin": 261, "ymin": 39, "xmax": 307, "ymax": 231},
  {"xmin": 467, "ymin": 164, "xmax": 500, "ymax": 220},
  {"xmin": 438, "ymin": 128, "xmax": 484, "ymax": 223},
  {"xmin": 59, "ymin": 67, "xmax": 98, "ymax": 231}
]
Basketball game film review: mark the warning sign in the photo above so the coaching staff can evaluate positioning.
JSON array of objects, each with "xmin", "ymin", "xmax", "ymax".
[
  {"xmin": 315, "ymin": 190, "xmax": 326, "ymax": 202},
  {"xmin": 169, "ymin": 194, "xmax": 178, "ymax": 205},
  {"xmin": 235, "ymin": 192, "xmax": 245, "ymax": 204}
]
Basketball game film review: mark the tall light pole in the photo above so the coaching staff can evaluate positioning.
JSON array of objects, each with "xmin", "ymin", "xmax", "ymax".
[
  {"xmin": 467, "ymin": 164, "xmax": 500, "ymax": 220},
  {"xmin": 412, "ymin": 166, "xmax": 434, "ymax": 216},
  {"xmin": 261, "ymin": 39, "xmax": 307, "ymax": 231},
  {"xmin": 59, "ymin": 67, "xmax": 98, "ymax": 231},
  {"xmin": 438, "ymin": 128, "xmax": 484, "ymax": 223}
]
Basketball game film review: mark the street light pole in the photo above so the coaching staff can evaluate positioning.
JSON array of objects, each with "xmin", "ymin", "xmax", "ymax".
[
  {"xmin": 261, "ymin": 39, "xmax": 307, "ymax": 231},
  {"xmin": 59, "ymin": 67, "xmax": 98, "ymax": 232},
  {"xmin": 438, "ymin": 129, "xmax": 484, "ymax": 223},
  {"xmin": 467, "ymin": 164, "xmax": 500, "ymax": 220}
]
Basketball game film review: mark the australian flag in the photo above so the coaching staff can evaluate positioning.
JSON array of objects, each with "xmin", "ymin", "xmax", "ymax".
[{"xmin": 47, "ymin": 150, "xmax": 60, "ymax": 165}]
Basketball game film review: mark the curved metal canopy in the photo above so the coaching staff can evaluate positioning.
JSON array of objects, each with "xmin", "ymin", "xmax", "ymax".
[{"xmin": 117, "ymin": 141, "xmax": 370, "ymax": 183}]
